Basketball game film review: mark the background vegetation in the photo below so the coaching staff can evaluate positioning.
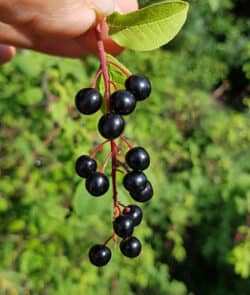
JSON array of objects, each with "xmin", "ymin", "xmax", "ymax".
[{"xmin": 0, "ymin": 0, "xmax": 250, "ymax": 294}]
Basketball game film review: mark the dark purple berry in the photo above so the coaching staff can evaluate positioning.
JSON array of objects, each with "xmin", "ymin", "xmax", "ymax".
[
  {"xmin": 120, "ymin": 237, "xmax": 142, "ymax": 258},
  {"xmin": 75, "ymin": 155, "xmax": 97, "ymax": 178},
  {"xmin": 125, "ymin": 147, "xmax": 150, "ymax": 171},
  {"xmin": 34, "ymin": 159, "xmax": 42, "ymax": 168},
  {"xmin": 113, "ymin": 215, "xmax": 134, "ymax": 238},
  {"xmin": 86, "ymin": 172, "xmax": 109, "ymax": 196},
  {"xmin": 125, "ymin": 75, "xmax": 151, "ymax": 101},
  {"xmin": 123, "ymin": 205, "xmax": 143, "ymax": 226},
  {"xmin": 130, "ymin": 181, "xmax": 153, "ymax": 202},
  {"xmin": 89, "ymin": 244, "xmax": 111, "ymax": 266},
  {"xmin": 98, "ymin": 113, "xmax": 125, "ymax": 139},
  {"xmin": 123, "ymin": 171, "xmax": 147, "ymax": 193},
  {"xmin": 110, "ymin": 90, "xmax": 136, "ymax": 115},
  {"xmin": 75, "ymin": 88, "xmax": 102, "ymax": 115}
]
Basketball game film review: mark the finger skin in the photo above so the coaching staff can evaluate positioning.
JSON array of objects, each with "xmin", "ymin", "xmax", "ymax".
[
  {"xmin": 0, "ymin": 44, "xmax": 15, "ymax": 64},
  {"xmin": 0, "ymin": 0, "xmax": 139, "ymax": 58},
  {"xmin": 116, "ymin": 0, "xmax": 139, "ymax": 12},
  {"xmin": 81, "ymin": 0, "xmax": 139, "ymax": 56}
]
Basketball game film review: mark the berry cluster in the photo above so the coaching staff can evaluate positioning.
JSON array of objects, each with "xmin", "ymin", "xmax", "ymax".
[{"xmin": 74, "ymin": 26, "xmax": 153, "ymax": 267}]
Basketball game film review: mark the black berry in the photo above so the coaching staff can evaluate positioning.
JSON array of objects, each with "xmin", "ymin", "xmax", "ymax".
[
  {"xmin": 75, "ymin": 155, "xmax": 97, "ymax": 178},
  {"xmin": 75, "ymin": 88, "xmax": 102, "ymax": 115},
  {"xmin": 123, "ymin": 171, "xmax": 147, "ymax": 192},
  {"xmin": 34, "ymin": 159, "xmax": 42, "ymax": 168},
  {"xmin": 98, "ymin": 113, "xmax": 125, "ymax": 139},
  {"xmin": 86, "ymin": 172, "xmax": 109, "ymax": 196},
  {"xmin": 113, "ymin": 215, "xmax": 134, "ymax": 238},
  {"xmin": 130, "ymin": 181, "xmax": 153, "ymax": 202},
  {"xmin": 125, "ymin": 75, "xmax": 151, "ymax": 101},
  {"xmin": 120, "ymin": 237, "xmax": 142, "ymax": 258},
  {"xmin": 123, "ymin": 205, "xmax": 143, "ymax": 226},
  {"xmin": 89, "ymin": 244, "xmax": 111, "ymax": 266},
  {"xmin": 125, "ymin": 147, "xmax": 150, "ymax": 171},
  {"xmin": 110, "ymin": 90, "xmax": 136, "ymax": 115}
]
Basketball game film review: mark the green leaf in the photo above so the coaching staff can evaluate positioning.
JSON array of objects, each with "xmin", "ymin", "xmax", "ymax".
[
  {"xmin": 73, "ymin": 182, "xmax": 109, "ymax": 217},
  {"xmin": 107, "ymin": 0, "xmax": 189, "ymax": 51},
  {"xmin": 106, "ymin": 54, "xmax": 132, "ymax": 77},
  {"xmin": 20, "ymin": 87, "xmax": 43, "ymax": 105},
  {"xmin": 207, "ymin": 0, "xmax": 220, "ymax": 12},
  {"xmin": 107, "ymin": 54, "xmax": 132, "ymax": 88},
  {"xmin": 15, "ymin": 52, "xmax": 43, "ymax": 78}
]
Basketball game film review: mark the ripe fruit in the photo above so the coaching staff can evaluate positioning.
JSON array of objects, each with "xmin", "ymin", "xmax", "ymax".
[
  {"xmin": 125, "ymin": 147, "xmax": 150, "ymax": 171},
  {"xmin": 110, "ymin": 90, "xmax": 136, "ymax": 115},
  {"xmin": 86, "ymin": 172, "xmax": 109, "ymax": 196},
  {"xmin": 120, "ymin": 237, "xmax": 142, "ymax": 258},
  {"xmin": 89, "ymin": 244, "xmax": 111, "ymax": 266},
  {"xmin": 123, "ymin": 205, "xmax": 143, "ymax": 226},
  {"xmin": 98, "ymin": 113, "xmax": 125, "ymax": 139},
  {"xmin": 75, "ymin": 88, "xmax": 102, "ymax": 115},
  {"xmin": 130, "ymin": 181, "xmax": 153, "ymax": 202},
  {"xmin": 123, "ymin": 171, "xmax": 147, "ymax": 192},
  {"xmin": 75, "ymin": 155, "xmax": 97, "ymax": 178},
  {"xmin": 113, "ymin": 215, "xmax": 134, "ymax": 238},
  {"xmin": 125, "ymin": 75, "xmax": 151, "ymax": 101},
  {"xmin": 74, "ymin": 59, "xmax": 153, "ymax": 265}
]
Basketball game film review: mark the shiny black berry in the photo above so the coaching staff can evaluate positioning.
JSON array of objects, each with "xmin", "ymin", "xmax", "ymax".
[
  {"xmin": 89, "ymin": 244, "xmax": 111, "ymax": 266},
  {"xmin": 98, "ymin": 113, "xmax": 125, "ymax": 139},
  {"xmin": 130, "ymin": 181, "xmax": 153, "ymax": 202},
  {"xmin": 113, "ymin": 215, "xmax": 134, "ymax": 238},
  {"xmin": 86, "ymin": 172, "xmax": 109, "ymax": 196},
  {"xmin": 120, "ymin": 237, "xmax": 142, "ymax": 258},
  {"xmin": 75, "ymin": 88, "xmax": 102, "ymax": 115},
  {"xmin": 123, "ymin": 171, "xmax": 147, "ymax": 193},
  {"xmin": 125, "ymin": 147, "xmax": 150, "ymax": 171},
  {"xmin": 125, "ymin": 75, "xmax": 151, "ymax": 101},
  {"xmin": 110, "ymin": 90, "xmax": 136, "ymax": 115},
  {"xmin": 75, "ymin": 155, "xmax": 97, "ymax": 178},
  {"xmin": 123, "ymin": 205, "xmax": 143, "ymax": 226}
]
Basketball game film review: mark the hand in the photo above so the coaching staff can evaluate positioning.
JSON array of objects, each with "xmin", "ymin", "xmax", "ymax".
[
  {"xmin": 0, "ymin": 44, "xmax": 15, "ymax": 64},
  {"xmin": 0, "ymin": 0, "xmax": 138, "ymax": 64}
]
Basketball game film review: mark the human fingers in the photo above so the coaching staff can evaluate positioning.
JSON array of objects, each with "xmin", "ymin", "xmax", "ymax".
[
  {"xmin": 0, "ymin": 20, "xmax": 87, "ymax": 57},
  {"xmin": 116, "ymin": 0, "xmax": 139, "ymax": 12},
  {"xmin": 0, "ymin": 44, "xmax": 16, "ymax": 64},
  {"xmin": 0, "ymin": 0, "xmax": 115, "ymax": 37},
  {"xmin": 0, "ymin": 0, "xmax": 138, "ymax": 58},
  {"xmin": 89, "ymin": 0, "xmax": 115, "ymax": 19},
  {"xmin": 78, "ymin": 0, "xmax": 139, "ymax": 56}
]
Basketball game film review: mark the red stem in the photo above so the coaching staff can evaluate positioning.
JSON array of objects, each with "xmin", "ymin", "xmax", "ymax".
[
  {"xmin": 96, "ymin": 23, "xmax": 111, "ymax": 112},
  {"xmin": 118, "ymin": 202, "xmax": 127, "ymax": 208},
  {"xmin": 89, "ymin": 140, "xmax": 109, "ymax": 158},
  {"xmin": 104, "ymin": 233, "xmax": 117, "ymax": 246},
  {"xmin": 116, "ymin": 159, "xmax": 129, "ymax": 172},
  {"xmin": 90, "ymin": 68, "xmax": 103, "ymax": 88},
  {"xmin": 96, "ymin": 22, "xmax": 121, "ymax": 218},
  {"xmin": 110, "ymin": 80, "xmax": 118, "ymax": 91},
  {"xmin": 118, "ymin": 202, "xmax": 130, "ymax": 213},
  {"xmin": 115, "ymin": 168, "xmax": 125, "ymax": 174},
  {"xmin": 111, "ymin": 139, "xmax": 118, "ymax": 208},
  {"xmin": 120, "ymin": 135, "xmax": 134, "ymax": 149},
  {"xmin": 100, "ymin": 151, "xmax": 112, "ymax": 173},
  {"xmin": 107, "ymin": 61, "xmax": 131, "ymax": 77}
]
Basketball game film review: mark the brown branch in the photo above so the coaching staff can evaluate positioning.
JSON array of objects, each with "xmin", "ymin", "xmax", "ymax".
[{"xmin": 30, "ymin": 126, "xmax": 61, "ymax": 161}]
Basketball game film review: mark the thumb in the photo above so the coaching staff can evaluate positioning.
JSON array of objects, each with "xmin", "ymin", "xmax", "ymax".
[
  {"xmin": 90, "ymin": 0, "xmax": 115, "ymax": 19},
  {"xmin": 0, "ymin": 45, "xmax": 16, "ymax": 65}
]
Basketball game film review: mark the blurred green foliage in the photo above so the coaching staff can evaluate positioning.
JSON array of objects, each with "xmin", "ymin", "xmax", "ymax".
[{"xmin": 0, "ymin": 0, "xmax": 250, "ymax": 294}]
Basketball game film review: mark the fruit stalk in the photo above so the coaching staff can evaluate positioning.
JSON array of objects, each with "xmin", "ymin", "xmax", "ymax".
[
  {"xmin": 95, "ymin": 21, "xmax": 120, "ymax": 216},
  {"xmin": 75, "ymin": 23, "xmax": 153, "ymax": 266}
]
